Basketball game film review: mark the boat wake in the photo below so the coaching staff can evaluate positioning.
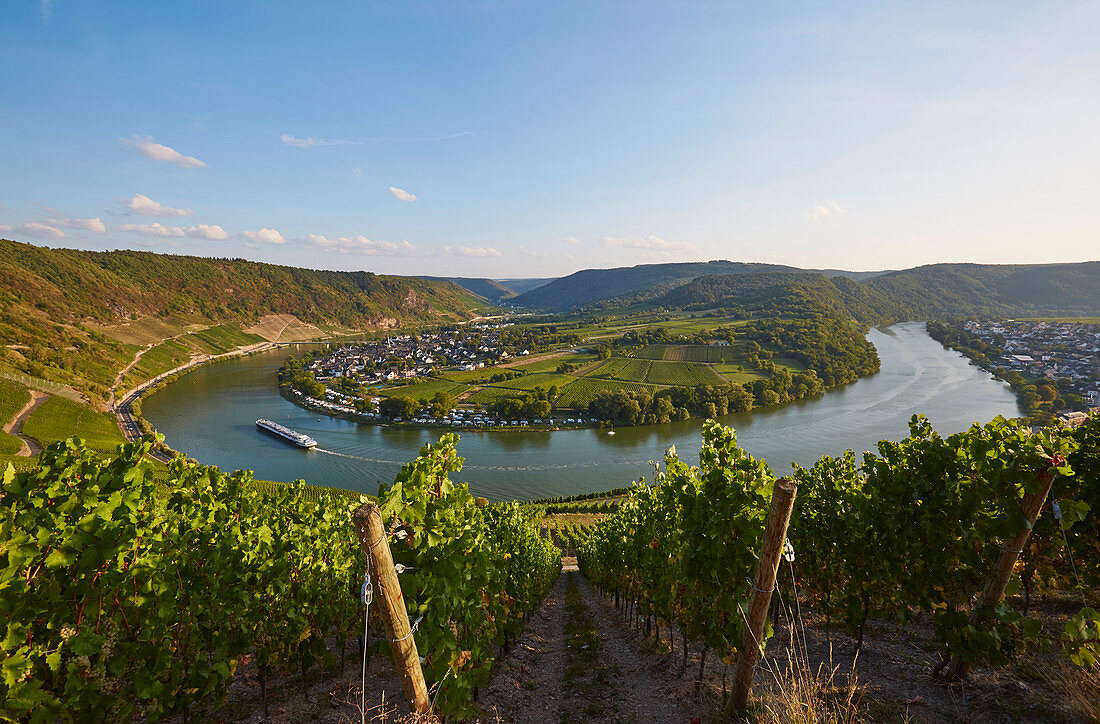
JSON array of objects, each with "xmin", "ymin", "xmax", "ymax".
[{"xmin": 314, "ymin": 446, "xmax": 649, "ymax": 472}]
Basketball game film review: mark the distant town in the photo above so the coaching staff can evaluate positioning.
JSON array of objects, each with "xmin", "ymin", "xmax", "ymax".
[
  {"xmin": 308, "ymin": 324, "xmax": 520, "ymax": 384},
  {"xmin": 944, "ymin": 320, "xmax": 1100, "ymax": 424}
]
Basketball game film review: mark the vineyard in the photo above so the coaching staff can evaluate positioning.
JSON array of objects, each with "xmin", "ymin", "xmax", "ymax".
[
  {"xmin": 2, "ymin": 414, "xmax": 1099, "ymax": 722},
  {"xmin": 0, "ymin": 434, "xmax": 559, "ymax": 721},
  {"xmin": 644, "ymin": 359, "xmax": 726, "ymax": 386},
  {"xmin": 635, "ymin": 343, "xmax": 736, "ymax": 363},
  {"xmin": 553, "ymin": 377, "xmax": 659, "ymax": 409},
  {"xmin": 577, "ymin": 415, "xmax": 1100, "ymax": 693}
]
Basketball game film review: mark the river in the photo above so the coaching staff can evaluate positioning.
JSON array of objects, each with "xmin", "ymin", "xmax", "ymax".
[{"xmin": 143, "ymin": 322, "xmax": 1021, "ymax": 501}]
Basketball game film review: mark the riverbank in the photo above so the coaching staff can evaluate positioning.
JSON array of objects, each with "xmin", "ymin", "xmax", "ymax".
[
  {"xmin": 278, "ymin": 383, "xmax": 599, "ymax": 432},
  {"xmin": 115, "ymin": 341, "xmax": 282, "ymax": 459},
  {"xmin": 140, "ymin": 323, "xmax": 1023, "ymax": 500}
]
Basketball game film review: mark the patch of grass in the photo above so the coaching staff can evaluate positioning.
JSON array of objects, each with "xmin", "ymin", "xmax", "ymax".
[
  {"xmin": 506, "ymin": 351, "xmax": 598, "ymax": 374},
  {"xmin": 182, "ymin": 324, "xmax": 265, "ymax": 355},
  {"xmin": 773, "ymin": 356, "xmax": 807, "ymax": 371},
  {"xmin": 0, "ymin": 378, "xmax": 32, "ymax": 454},
  {"xmin": 493, "ymin": 372, "xmax": 576, "ymax": 391},
  {"xmin": 438, "ymin": 368, "xmax": 497, "ymax": 383},
  {"xmin": 124, "ymin": 339, "xmax": 193, "ymax": 386},
  {"xmin": 464, "ymin": 386, "xmax": 526, "ymax": 405},
  {"xmin": 373, "ymin": 378, "xmax": 466, "ymax": 399},
  {"xmin": 560, "ymin": 574, "xmax": 618, "ymax": 723},
  {"xmin": 0, "ymin": 377, "xmax": 32, "ymax": 424},
  {"xmin": 22, "ymin": 395, "xmax": 126, "ymax": 454}
]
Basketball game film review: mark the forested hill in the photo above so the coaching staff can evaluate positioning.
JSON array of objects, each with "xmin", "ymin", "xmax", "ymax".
[
  {"xmin": 534, "ymin": 259, "xmax": 1100, "ymax": 318},
  {"xmin": 0, "ymin": 239, "xmax": 484, "ymax": 325},
  {"xmin": 420, "ymin": 276, "xmax": 517, "ymax": 301},
  {"xmin": 863, "ymin": 262, "xmax": 1100, "ymax": 318},
  {"xmin": 510, "ymin": 260, "xmax": 803, "ymax": 309},
  {"xmin": 0, "ymin": 238, "xmax": 487, "ymax": 401},
  {"xmin": 658, "ymin": 272, "xmax": 896, "ymax": 323}
]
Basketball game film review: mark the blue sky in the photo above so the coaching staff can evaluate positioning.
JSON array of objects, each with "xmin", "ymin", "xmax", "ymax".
[{"xmin": 2, "ymin": 1, "xmax": 1098, "ymax": 277}]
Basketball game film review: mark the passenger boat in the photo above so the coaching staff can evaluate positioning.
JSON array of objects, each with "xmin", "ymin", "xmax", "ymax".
[{"xmin": 255, "ymin": 419, "xmax": 318, "ymax": 448}]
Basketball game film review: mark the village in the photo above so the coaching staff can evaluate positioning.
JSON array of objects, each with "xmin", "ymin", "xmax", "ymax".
[
  {"xmin": 962, "ymin": 319, "xmax": 1100, "ymax": 418},
  {"xmin": 285, "ymin": 323, "xmax": 601, "ymax": 429},
  {"xmin": 306, "ymin": 323, "xmax": 525, "ymax": 384}
]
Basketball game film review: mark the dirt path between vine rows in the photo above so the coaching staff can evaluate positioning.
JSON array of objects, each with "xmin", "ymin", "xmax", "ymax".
[
  {"xmin": 477, "ymin": 571, "xmax": 701, "ymax": 723},
  {"xmin": 4, "ymin": 390, "xmax": 48, "ymax": 457}
]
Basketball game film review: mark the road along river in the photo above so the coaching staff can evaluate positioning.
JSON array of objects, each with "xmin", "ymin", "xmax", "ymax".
[{"xmin": 143, "ymin": 322, "xmax": 1021, "ymax": 501}]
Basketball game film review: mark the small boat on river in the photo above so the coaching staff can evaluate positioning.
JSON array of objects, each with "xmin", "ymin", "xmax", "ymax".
[{"xmin": 255, "ymin": 419, "xmax": 318, "ymax": 448}]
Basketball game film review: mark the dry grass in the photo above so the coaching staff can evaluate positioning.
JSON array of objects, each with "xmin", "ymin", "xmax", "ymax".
[
  {"xmin": 1040, "ymin": 662, "xmax": 1100, "ymax": 723},
  {"xmin": 752, "ymin": 646, "xmax": 868, "ymax": 724}
]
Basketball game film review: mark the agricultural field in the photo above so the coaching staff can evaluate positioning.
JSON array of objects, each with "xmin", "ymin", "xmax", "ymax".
[
  {"xmin": 634, "ymin": 343, "xmax": 739, "ymax": 363},
  {"xmin": 492, "ymin": 372, "xmax": 576, "ymax": 391},
  {"xmin": 465, "ymin": 386, "xmax": 530, "ymax": 405},
  {"xmin": 554, "ymin": 378, "xmax": 659, "ymax": 409},
  {"xmin": 591, "ymin": 358, "xmax": 652, "ymax": 382},
  {"xmin": 22, "ymin": 395, "xmax": 126, "ymax": 454},
  {"xmin": 182, "ymin": 324, "xmax": 266, "ymax": 355},
  {"xmin": 438, "ymin": 368, "xmax": 496, "ymax": 384},
  {"xmin": 373, "ymin": 378, "xmax": 467, "ymax": 400},
  {"xmin": 644, "ymin": 360, "xmax": 725, "ymax": 386},
  {"xmin": 710, "ymin": 362, "xmax": 765, "ymax": 384},
  {"xmin": 505, "ymin": 350, "xmax": 598, "ymax": 374},
  {"xmin": 123, "ymin": 339, "xmax": 194, "ymax": 387}
]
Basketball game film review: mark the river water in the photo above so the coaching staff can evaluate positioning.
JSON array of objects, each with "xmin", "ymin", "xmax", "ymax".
[{"xmin": 143, "ymin": 322, "xmax": 1020, "ymax": 501}]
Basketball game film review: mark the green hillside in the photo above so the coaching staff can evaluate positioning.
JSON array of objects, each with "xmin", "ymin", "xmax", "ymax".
[
  {"xmin": 516, "ymin": 258, "xmax": 1100, "ymax": 316},
  {"xmin": 511, "ymin": 260, "xmax": 801, "ymax": 309},
  {"xmin": 864, "ymin": 262, "xmax": 1100, "ymax": 318},
  {"xmin": 658, "ymin": 271, "xmax": 894, "ymax": 322},
  {"xmin": 421, "ymin": 276, "xmax": 519, "ymax": 301},
  {"xmin": 0, "ymin": 239, "xmax": 488, "ymax": 401},
  {"xmin": 655, "ymin": 263, "xmax": 1100, "ymax": 321}
]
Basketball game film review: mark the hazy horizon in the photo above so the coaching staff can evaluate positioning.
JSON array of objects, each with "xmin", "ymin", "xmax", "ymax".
[{"xmin": 3, "ymin": 1, "xmax": 1099, "ymax": 277}]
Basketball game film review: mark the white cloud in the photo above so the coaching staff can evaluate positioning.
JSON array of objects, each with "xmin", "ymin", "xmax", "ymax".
[
  {"xmin": 120, "ymin": 222, "xmax": 185, "ymax": 238},
  {"xmin": 186, "ymin": 224, "xmax": 229, "ymax": 240},
  {"xmin": 518, "ymin": 245, "xmax": 550, "ymax": 259},
  {"xmin": 280, "ymin": 134, "xmax": 361, "ymax": 149},
  {"xmin": 123, "ymin": 194, "xmax": 193, "ymax": 217},
  {"xmin": 598, "ymin": 235, "xmax": 698, "ymax": 252},
  {"xmin": 239, "ymin": 228, "xmax": 287, "ymax": 245},
  {"xmin": 50, "ymin": 217, "xmax": 107, "ymax": 234},
  {"xmin": 806, "ymin": 202, "xmax": 846, "ymax": 220},
  {"xmin": 389, "ymin": 186, "xmax": 417, "ymax": 202},
  {"xmin": 442, "ymin": 245, "xmax": 503, "ymax": 258},
  {"xmin": 120, "ymin": 223, "xmax": 229, "ymax": 241},
  {"xmin": 122, "ymin": 135, "xmax": 207, "ymax": 169},
  {"xmin": 17, "ymin": 222, "xmax": 67, "ymax": 240},
  {"xmin": 0, "ymin": 225, "xmax": 10, "ymax": 233},
  {"xmin": 39, "ymin": 0, "xmax": 55, "ymax": 20},
  {"xmin": 304, "ymin": 233, "xmax": 418, "ymax": 256},
  {"xmin": 560, "ymin": 236, "xmax": 581, "ymax": 245}
]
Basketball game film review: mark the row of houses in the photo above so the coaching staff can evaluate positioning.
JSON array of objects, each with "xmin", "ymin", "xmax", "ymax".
[
  {"xmin": 963, "ymin": 320, "xmax": 1100, "ymax": 411},
  {"xmin": 309, "ymin": 326, "xmax": 519, "ymax": 384}
]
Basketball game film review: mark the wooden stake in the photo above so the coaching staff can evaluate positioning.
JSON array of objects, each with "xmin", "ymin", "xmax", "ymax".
[
  {"xmin": 730, "ymin": 477, "xmax": 798, "ymax": 712},
  {"xmin": 946, "ymin": 467, "xmax": 1057, "ymax": 680},
  {"xmin": 353, "ymin": 503, "xmax": 430, "ymax": 715}
]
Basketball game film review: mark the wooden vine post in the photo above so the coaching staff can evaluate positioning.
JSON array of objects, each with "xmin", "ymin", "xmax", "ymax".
[
  {"xmin": 945, "ymin": 465, "xmax": 1058, "ymax": 680},
  {"xmin": 730, "ymin": 477, "xmax": 798, "ymax": 712},
  {"xmin": 353, "ymin": 503, "xmax": 430, "ymax": 715}
]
